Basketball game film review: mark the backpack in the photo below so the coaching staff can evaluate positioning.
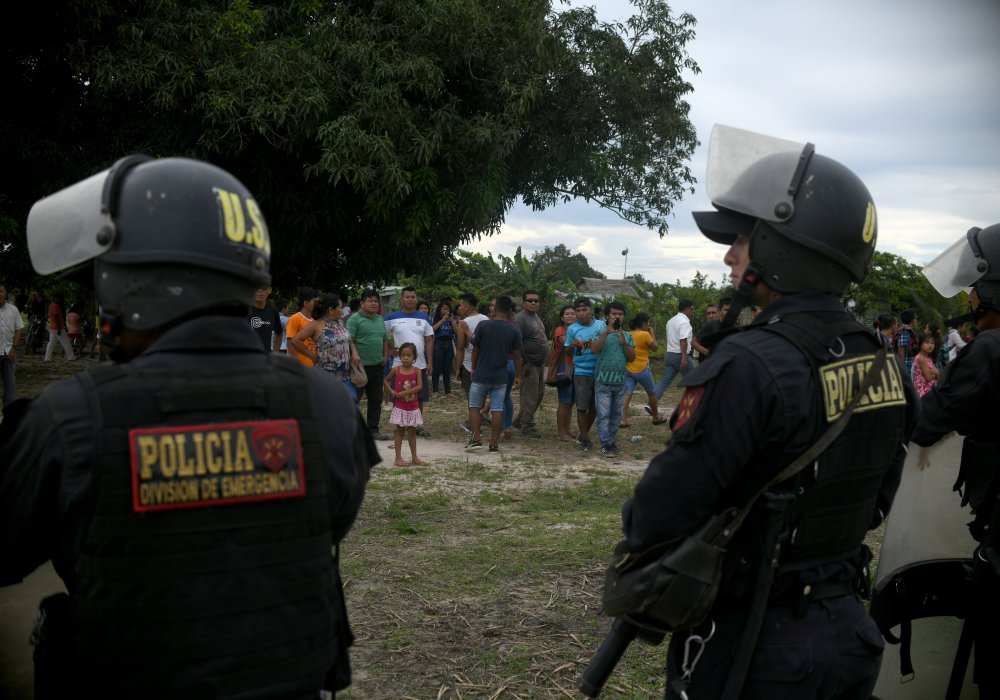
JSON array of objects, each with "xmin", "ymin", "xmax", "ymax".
[{"xmin": 892, "ymin": 326, "xmax": 916, "ymax": 355}]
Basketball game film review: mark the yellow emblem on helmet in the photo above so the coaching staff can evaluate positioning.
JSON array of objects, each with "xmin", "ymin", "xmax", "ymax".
[
  {"xmin": 862, "ymin": 201, "xmax": 876, "ymax": 244},
  {"xmin": 215, "ymin": 187, "xmax": 271, "ymax": 256}
]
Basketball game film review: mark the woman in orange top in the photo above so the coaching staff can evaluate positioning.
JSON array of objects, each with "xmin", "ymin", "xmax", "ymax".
[{"xmin": 621, "ymin": 312, "xmax": 666, "ymax": 426}]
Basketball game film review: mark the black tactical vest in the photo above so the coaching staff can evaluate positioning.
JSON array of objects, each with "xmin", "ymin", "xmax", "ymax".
[
  {"xmin": 724, "ymin": 311, "xmax": 910, "ymax": 595},
  {"xmin": 69, "ymin": 356, "xmax": 341, "ymax": 698}
]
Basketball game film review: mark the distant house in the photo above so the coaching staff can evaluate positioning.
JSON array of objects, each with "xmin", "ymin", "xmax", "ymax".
[
  {"xmin": 380, "ymin": 286, "xmax": 403, "ymax": 312},
  {"xmin": 575, "ymin": 277, "xmax": 641, "ymax": 301}
]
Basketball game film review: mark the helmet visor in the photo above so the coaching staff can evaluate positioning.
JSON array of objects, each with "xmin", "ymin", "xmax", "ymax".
[
  {"xmin": 922, "ymin": 229, "xmax": 989, "ymax": 298},
  {"xmin": 27, "ymin": 168, "xmax": 115, "ymax": 275},
  {"xmin": 706, "ymin": 124, "xmax": 807, "ymax": 223}
]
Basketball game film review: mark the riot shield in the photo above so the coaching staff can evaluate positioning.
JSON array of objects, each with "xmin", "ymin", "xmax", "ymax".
[{"xmin": 870, "ymin": 434, "xmax": 977, "ymax": 699}]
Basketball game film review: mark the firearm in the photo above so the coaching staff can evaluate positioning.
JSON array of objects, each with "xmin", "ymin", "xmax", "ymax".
[
  {"xmin": 577, "ymin": 618, "xmax": 639, "ymax": 697},
  {"xmin": 579, "ymin": 618, "xmax": 668, "ymax": 698}
]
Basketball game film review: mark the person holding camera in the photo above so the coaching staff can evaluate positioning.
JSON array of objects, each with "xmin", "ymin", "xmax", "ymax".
[
  {"xmin": 430, "ymin": 299, "xmax": 457, "ymax": 399},
  {"xmin": 589, "ymin": 301, "xmax": 635, "ymax": 457}
]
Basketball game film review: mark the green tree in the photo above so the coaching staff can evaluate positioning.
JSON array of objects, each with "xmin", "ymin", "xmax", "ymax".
[
  {"xmin": 1, "ymin": 0, "xmax": 699, "ymax": 289},
  {"xmin": 530, "ymin": 244, "xmax": 604, "ymax": 287},
  {"xmin": 845, "ymin": 251, "xmax": 962, "ymax": 325}
]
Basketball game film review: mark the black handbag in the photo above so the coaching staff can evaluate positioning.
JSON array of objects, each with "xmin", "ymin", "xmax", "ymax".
[
  {"xmin": 602, "ymin": 348, "xmax": 888, "ymax": 634},
  {"xmin": 545, "ymin": 363, "xmax": 573, "ymax": 388},
  {"xmin": 602, "ymin": 507, "xmax": 740, "ymax": 632},
  {"xmin": 544, "ymin": 343, "xmax": 573, "ymax": 388}
]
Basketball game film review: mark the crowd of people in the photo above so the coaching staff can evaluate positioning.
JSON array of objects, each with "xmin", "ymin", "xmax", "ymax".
[
  {"xmin": 0, "ymin": 287, "xmax": 107, "ymax": 409},
  {"xmin": 873, "ymin": 307, "xmax": 975, "ymax": 397},
  {"xmin": 234, "ymin": 278, "xmax": 746, "ymax": 460}
]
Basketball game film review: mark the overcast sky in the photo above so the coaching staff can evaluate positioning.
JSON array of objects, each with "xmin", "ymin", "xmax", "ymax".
[{"xmin": 460, "ymin": 0, "xmax": 1000, "ymax": 286}]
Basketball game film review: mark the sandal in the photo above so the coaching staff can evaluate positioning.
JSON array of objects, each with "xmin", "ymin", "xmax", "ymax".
[
  {"xmin": 619, "ymin": 422, "xmax": 631, "ymax": 428},
  {"xmin": 643, "ymin": 406, "xmax": 655, "ymax": 417},
  {"xmin": 410, "ymin": 458, "xmax": 428, "ymax": 466},
  {"xmin": 652, "ymin": 415, "xmax": 668, "ymax": 425},
  {"xmin": 558, "ymin": 434, "xmax": 577, "ymax": 442},
  {"xmin": 393, "ymin": 459, "xmax": 410, "ymax": 467}
]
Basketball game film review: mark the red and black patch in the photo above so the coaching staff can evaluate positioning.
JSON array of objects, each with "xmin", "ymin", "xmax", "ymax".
[
  {"xmin": 671, "ymin": 386, "xmax": 705, "ymax": 433},
  {"xmin": 129, "ymin": 419, "xmax": 305, "ymax": 513}
]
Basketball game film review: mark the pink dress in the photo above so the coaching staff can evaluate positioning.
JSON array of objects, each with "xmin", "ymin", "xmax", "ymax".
[
  {"xmin": 912, "ymin": 355, "xmax": 937, "ymax": 397},
  {"xmin": 389, "ymin": 369, "xmax": 423, "ymax": 427}
]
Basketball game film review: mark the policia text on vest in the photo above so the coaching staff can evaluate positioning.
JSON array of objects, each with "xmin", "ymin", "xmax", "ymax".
[
  {"xmin": 129, "ymin": 418, "xmax": 306, "ymax": 512},
  {"xmin": 819, "ymin": 353, "xmax": 906, "ymax": 423}
]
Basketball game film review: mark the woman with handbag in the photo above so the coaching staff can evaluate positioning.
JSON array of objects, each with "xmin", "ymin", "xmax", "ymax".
[
  {"xmin": 290, "ymin": 294, "xmax": 362, "ymax": 401},
  {"xmin": 549, "ymin": 305, "xmax": 577, "ymax": 442}
]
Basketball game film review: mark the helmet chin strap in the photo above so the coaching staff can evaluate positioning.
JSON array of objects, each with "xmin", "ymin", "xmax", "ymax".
[
  {"xmin": 98, "ymin": 310, "xmax": 128, "ymax": 363},
  {"xmin": 721, "ymin": 263, "xmax": 764, "ymax": 328}
]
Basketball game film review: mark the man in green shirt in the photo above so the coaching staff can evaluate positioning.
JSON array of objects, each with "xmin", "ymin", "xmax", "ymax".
[
  {"xmin": 590, "ymin": 301, "xmax": 635, "ymax": 456},
  {"xmin": 346, "ymin": 288, "xmax": 389, "ymax": 440}
]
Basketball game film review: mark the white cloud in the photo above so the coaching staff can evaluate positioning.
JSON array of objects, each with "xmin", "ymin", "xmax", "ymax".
[{"xmin": 462, "ymin": 0, "xmax": 1000, "ymax": 286}]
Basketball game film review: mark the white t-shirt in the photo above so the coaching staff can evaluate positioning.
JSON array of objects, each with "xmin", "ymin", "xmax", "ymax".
[
  {"xmin": 461, "ymin": 314, "xmax": 489, "ymax": 372},
  {"xmin": 665, "ymin": 311, "xmax": 693, "ymax": 354},
  {"xmin": 0, "ymin": 302, "xmax": 25, "ymax": 355},
  {"xmin": 946, "ymin": 327, "xmax": 966, "ymax": 362},
  {"xmin": 384, "ymin": 310, "xmax": 434, "ymax": 369}
]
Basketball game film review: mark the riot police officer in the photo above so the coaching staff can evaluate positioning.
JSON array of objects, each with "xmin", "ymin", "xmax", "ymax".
[
  {"xmin": 912, "ymin": 223, "xmax": 1000, "ymax": 698},
  {"xmin": 0, "ymin": 156, "xmax": 377, "ymax": 698},
  {"xmin": 618, "ymin": 125, "xmax": 917, "ymax": 698}
]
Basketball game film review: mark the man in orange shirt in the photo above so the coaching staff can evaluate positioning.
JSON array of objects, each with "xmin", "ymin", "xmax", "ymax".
[{"xmin": 285, "ymin": 287, "xmax": 318, "ymax": 366}]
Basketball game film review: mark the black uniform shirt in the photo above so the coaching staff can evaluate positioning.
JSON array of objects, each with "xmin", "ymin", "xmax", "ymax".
[
  {"xmin": 911, "ymin": 328, "xmax": 1000, "ymax": 446},
  {"xmin": 622, "ymin": 293, "xmax": 918, "ymax": 554},
  {"xmin": 0, "ymin": 315, "xmax": 374, "ymax": 588}
]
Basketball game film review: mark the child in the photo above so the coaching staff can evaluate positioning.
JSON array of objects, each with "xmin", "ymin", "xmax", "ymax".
[
  {"xmin": 912, "ymin": 332, "xmax": 939, "ymax": 398},
  {"xmin": 384, "ymin": 343, "xmax": 426, "ymax": 466}
]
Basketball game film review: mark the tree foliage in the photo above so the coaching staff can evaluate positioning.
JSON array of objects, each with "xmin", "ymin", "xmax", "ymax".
[
  {"xmin": 0, "ymin": 0, "xmax": 699, "ymax": 289},
  {"xmin": 845, "ymin": 251, "xmax": 964, "ymax": 324}
]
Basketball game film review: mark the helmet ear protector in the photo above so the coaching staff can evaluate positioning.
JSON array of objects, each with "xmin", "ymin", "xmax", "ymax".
[{"xmin": 97, "ymin": 154, "xmax": 154, "ymax": 249}]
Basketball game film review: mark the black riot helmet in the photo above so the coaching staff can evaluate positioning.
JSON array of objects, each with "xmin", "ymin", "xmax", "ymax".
[
  {"xmin": 923, "ymin": 223, "xmax": 1000, "ymax": 313},
  {"xmin": 27, "ymin": 155, "xmax": 271, "ymax": 334},
  {"xmin": 693, "ymin": 125, "xmax": 877, "ymax": 295}
]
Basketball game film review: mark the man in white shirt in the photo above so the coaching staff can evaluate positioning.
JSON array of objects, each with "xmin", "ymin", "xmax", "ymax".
[
  {"xmin": 384, "ymin": 286, "xmax": 434, "ymax": 436},
  {"xmin": 454, "ymin": 292, "xmax": 488, "ymax": 435},
  {"xmin": 0, "ymin": 283, "xmax": 25, "ymax": 408},
  {"xmin": 654, "ymin": 299, "xmax": 695, "ymax": 400}
]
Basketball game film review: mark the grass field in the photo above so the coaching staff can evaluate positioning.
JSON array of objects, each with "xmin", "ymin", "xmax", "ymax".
[{"xmin": 8, "ymin": 354, "xmax": 884, "ymax": 700}]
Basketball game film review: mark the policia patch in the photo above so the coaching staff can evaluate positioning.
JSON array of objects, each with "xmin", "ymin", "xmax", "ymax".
[
  {"xmin": 820, "ymin": 353, "xmax": 907, "ymax": 422},
  {"xmin": 129, "ymin": 419, "xmax": 305, "ymax": 512}
]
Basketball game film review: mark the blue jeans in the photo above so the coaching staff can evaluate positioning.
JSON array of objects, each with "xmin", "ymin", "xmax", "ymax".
[
  {"xmin": 625, "ymin": 366, "xmax": 655, "ymax": 395},
  {"xmin": 469, "ymin": 381, "xmax": 507, "ymax": 409},
  {"xmin": 503, "ymin": 359, "xmax": 515, "ymax": 430},
  {"xmin": 1, "ymin": 355, "xmax": 15, "ymax": 407},
  {"xmin": 340, "ymin": 377, "xmax": 358, "ymax": 402},
  {"xmin": 432, "ymin": 340, "xmax": 455, "ymax": 393},
  {"xmin": 654, "ymin": 352, "xmax": 695, "ymax": 400},
  {"xmin": 594, "ymin": 383, "xmax": 626, "ymax": 447}
]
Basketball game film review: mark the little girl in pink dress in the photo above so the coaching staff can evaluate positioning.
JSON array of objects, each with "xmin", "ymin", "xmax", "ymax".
[{"xmin": 383, "ymin": 343, "xmax": 426, "ymax": 467}]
